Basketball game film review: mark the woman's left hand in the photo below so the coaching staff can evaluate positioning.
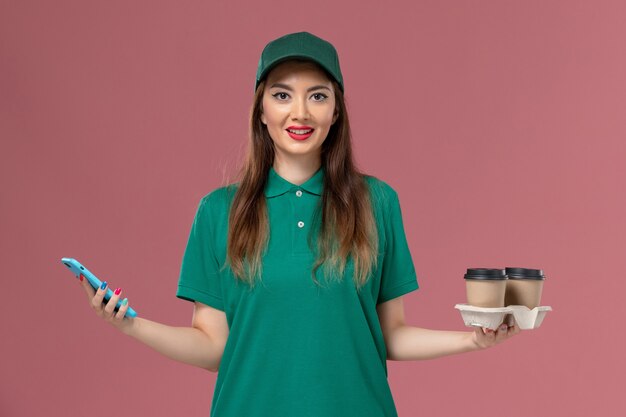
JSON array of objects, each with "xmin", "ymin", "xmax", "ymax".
[{"xmin": 472, "ymin": 322, "xmax": 521, "ymax": 349}]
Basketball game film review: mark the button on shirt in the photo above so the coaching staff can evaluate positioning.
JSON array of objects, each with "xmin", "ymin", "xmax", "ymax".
[{"xmin": 176, "ymin": 165, "xmax": 419, "ymax": 417}]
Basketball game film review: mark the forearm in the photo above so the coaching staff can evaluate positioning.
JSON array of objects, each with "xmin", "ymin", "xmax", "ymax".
[
  {"xmin": 118, "ymin": 317, "xmax": 221, "ymax": 372},
  {"xmin": 387, "ymin": 324, "xmax": 480, "ymax": 361}
]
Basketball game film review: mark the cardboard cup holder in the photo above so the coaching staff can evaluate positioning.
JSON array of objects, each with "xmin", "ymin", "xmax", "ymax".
[{"xmin": 454, "ymin": 304, "xmax": 552, "ymax": 330}]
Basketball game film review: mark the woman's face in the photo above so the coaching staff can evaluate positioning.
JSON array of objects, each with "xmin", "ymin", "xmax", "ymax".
[{"xmin": 260, "ymin": 60, "xmax": 338, "ymax": 165}]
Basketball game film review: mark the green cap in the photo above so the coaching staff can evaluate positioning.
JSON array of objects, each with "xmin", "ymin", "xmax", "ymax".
[{"xmin": 255, "ymin": 31, "xmax": 344, "ymax": 93}]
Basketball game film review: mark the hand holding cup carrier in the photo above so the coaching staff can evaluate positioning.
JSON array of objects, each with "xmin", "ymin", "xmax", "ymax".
[{"xmin": 455, "ymin": 267, "xmax": 552, "ymax": 331}]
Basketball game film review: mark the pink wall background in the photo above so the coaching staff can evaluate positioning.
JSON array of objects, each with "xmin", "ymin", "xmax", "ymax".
[{"xmin": 2, "ymin": 1, "xmax": 624, "ymax": 416}]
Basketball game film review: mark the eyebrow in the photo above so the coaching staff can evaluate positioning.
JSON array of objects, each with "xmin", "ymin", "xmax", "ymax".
[{"xmin": 269, "ymin": 83, "xmax": 332, "ymax": 92}]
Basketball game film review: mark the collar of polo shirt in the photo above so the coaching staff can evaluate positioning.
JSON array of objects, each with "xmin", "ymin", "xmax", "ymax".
[{"xmin": 264, "ymin": 165, "xmax": 325, "ymax": 198}]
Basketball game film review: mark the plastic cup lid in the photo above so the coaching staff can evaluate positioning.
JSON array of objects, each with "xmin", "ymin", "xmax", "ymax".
[
  {"xmin": 464, "ymin": 268, "xmax": 507, "ymax": 280},
  {"xmin": 505, "ymin": 267, "xmax": 545, "ymax": 280}
]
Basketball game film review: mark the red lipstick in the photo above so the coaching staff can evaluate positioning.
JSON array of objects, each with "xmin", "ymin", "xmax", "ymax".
[{"xmin": 285, "ymin": 126, "xmax": 314, "ymax": 141}]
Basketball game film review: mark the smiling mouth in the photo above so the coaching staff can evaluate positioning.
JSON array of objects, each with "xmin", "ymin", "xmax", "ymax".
[
  {"xmin": 286, "ymin": 129, "xmax": 314, "ymax": 140},
  {"xmin": 286, "ymin": 128, "xmax": 314, "ymax": 134}
]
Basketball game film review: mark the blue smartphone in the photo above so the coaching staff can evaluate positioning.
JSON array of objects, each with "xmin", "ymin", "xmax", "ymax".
[{"xmin": 61, "ymin": 257, "xmax": 138, "ymax": 318}]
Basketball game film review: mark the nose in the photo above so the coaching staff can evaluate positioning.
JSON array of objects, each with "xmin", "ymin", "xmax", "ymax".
[{"xmin": 290, "ymin": 96, "xmax": 310, "ymax": 120}]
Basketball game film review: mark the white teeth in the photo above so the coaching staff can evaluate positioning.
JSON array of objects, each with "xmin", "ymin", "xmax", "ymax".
[{"xmin": 288, "ymin": 129, "xmax": 312, "ymax": 134}]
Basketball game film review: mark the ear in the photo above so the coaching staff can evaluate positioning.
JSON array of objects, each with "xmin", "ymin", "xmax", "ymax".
[
  {"xmin": 332, "ymin": 109, "xmax": 338, "ymax": 125},
  {"xmin": 260, "ymin": 112, "xmax": 267, "ymax": 125}
]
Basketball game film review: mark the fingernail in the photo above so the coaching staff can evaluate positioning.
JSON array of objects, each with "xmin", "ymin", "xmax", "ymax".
[
  {"xmin": 500, "ymin": 325, "xmax": 507, "ymax": 331},
  {"xmin": 79, "ymin": 274, "xmax": 84, "ymax": 282},
  {"xmin": 114, "ymin": 287, "xmax": 122, "ymax": 295},
  {"xmin": 100, "ymin": 281, "xmax": 107, "ymax": 290},
  {"xmin": 122, "ymin": 298, "xmax": 128, "ymax": 306}
]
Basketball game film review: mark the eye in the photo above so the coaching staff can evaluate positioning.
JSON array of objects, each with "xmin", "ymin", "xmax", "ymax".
[
  {"xmin": 312, "ymin": 93, "xmax": 328, "ymax": 101},
  {"xmin": 272, "ymin": 92, "xmax": 290, "ymax": 101}
]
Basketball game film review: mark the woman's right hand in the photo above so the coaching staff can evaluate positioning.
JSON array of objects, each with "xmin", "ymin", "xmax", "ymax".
[{"xmin": 78, "ymin": 274, "xmax": 133, "ymax": 333}]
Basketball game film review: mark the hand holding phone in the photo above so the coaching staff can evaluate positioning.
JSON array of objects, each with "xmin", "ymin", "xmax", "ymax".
[{"xmin": 61, "ymin": 257, "xmax": 138, "ymax": 319}]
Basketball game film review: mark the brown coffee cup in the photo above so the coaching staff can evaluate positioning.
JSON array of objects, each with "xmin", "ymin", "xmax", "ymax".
[
  {"xmin": 464, "ymin": 268, "xmax": 508, "ymax": 307},
  {"xmin": 504, "ymin": 267, "xmax": 545, "ymax": 309}
]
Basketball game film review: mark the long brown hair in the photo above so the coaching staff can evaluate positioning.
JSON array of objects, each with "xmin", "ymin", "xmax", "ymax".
[{"xmin": 222, "ymin": 60, "xmax": 379, "ymax": 292}]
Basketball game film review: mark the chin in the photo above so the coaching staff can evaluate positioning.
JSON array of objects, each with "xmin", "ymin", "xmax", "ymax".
[{"xmin": 277, "ymin": 145, "xmax": 320, "ymax": 157}]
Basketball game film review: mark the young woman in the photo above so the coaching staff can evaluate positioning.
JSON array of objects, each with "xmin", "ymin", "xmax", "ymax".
[{"xmin": 79, "ymin": 31, "xmax": 520, "ymax": 417}]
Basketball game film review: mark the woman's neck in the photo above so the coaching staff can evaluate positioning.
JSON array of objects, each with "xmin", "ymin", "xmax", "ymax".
[{"xmin": 272, "ymin": 157, "xmax": 321, "ymax": 186}]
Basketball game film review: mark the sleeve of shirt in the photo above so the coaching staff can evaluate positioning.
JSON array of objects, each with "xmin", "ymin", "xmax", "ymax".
[
  {"xmin": 377, "ymin": 187, "xmax": 419, "ymax": 304},
  {"xmin": 176, "ymin": 193, "xmax": 225, "ymax": 311}
]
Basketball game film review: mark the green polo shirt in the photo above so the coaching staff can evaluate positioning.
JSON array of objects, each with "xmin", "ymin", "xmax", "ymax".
[{"xmin": 176, "ymin": 165, "xmax": 419, "ymax": 417}]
